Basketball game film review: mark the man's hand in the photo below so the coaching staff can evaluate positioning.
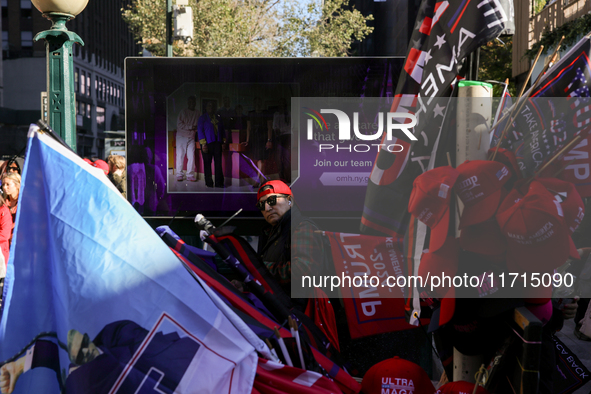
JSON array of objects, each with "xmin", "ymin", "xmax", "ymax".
[
  {"xmin": 202, "ymin": 144, "xmax": 209, "ymax": 154},
  {"xmin": 0, "ymin": 356, "xmax": 25, "ymax": 394},
  {"xmin": 563, "ymin": 297, "xmax": 579, "ymax": 320},
  {"xmin": 265, "ymin": 141, "xmax": 272, "ymax": 150}
]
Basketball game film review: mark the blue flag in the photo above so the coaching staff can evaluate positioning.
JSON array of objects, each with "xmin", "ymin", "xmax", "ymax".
[{"xmin": 0, "ymin": 129, "xmax": 258, "ymax": 393}]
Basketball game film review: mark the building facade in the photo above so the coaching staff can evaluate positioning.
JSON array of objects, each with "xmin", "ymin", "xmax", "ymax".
[
  {"xmin": 1, "ymin": 0, "xmax": 140, "ymax": 158},
  {"xmin": 513, "ymin": 0, "xmax": 591, "ymax": 84}
]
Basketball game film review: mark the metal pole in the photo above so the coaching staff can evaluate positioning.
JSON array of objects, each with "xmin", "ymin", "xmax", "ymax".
[
  {"xmin": 35, "ymin": 13, "xmax": 84, "ymax": 151},
  {"xmin": 167, "ymin": 0, "xmax": 173, "ymax": 57}
]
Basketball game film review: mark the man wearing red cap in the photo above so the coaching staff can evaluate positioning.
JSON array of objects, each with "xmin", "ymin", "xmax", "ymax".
[{"xmin": 256, "ymin": 180, "xmax": 325, "ymax": 310}]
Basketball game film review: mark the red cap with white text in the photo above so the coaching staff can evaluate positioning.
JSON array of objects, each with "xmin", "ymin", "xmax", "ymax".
[
  {"xmin": 362, "ymin": 357, "xmax": 435, "ymax": 394},
  {"xmin": 456, "ymin": 160, "xmax": 511, "ymax": 229}
]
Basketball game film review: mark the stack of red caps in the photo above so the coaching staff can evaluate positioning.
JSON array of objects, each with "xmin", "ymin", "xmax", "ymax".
[
  {"xmin": 409, "ymin": 166, "xmax": 460, "ymax": 252},
  {"xmin": 496, "ymin": 180, "xmax": 576, "ymax": 274}
]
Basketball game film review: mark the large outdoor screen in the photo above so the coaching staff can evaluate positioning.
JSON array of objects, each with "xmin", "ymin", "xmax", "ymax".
[{"xmin": 125, "ymin": 57, "xmax": 404, "ymax": 218}]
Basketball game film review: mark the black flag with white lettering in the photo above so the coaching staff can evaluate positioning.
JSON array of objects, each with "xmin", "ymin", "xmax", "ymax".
[
  {"xmin": 361, "ymin": 0, "xmax": 506, "ymax": 238},
  {"xmin": 491, "ymin": 34, "xmax": 591, "ymax": 178}
]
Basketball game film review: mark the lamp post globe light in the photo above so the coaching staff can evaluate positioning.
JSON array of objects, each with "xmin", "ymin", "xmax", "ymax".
[{"xmin": 32, "ymin": 0, "xmax": 89, "ymax": 151}]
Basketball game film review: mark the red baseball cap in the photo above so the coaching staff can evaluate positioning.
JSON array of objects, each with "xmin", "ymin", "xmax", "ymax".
[
  {"xmin": 409, "ymin": 166, "xmax": 460, "ymax": 252},
  {"xmin": 257, "ymin": 180, "xmax": 292, "ymax": 201},
  {"xmin": 92, "ymin": 159, "xmax": 109, "ymax": 175},
  {"xmin": 496, "ymin": 181, "xmax": 571, "ymax": 274},
  {"xmin": 459, "ymin": 218, "xmax": 507, "ymax": 257},
  {"xmin": 456, "ymin": 160, "xmax": 511, "ymax": 229},
  {"xmin": 419, "ymin": 237, "xmax": 459, "ymax": 299},
  {"xmin": 361, "ymin": 357, "xmax": 435, "ymax": 394},
  {"xmin": 488, "ymin": 148, "xmax": 522, "ymax": 180},
  {"xmin": 525, "ymin": 300, "xmax": 553, "ymax": 326},
  {"xmin": 437, "ymin": 381, "xmax": 490, "ymax": 394},
  {"xmin": 537, "ymin": 177, "xmax": 584, "ymax": 260},
  {"xmin": 83, "ymin": 158, "xmax": 93, "ymax": 165}
]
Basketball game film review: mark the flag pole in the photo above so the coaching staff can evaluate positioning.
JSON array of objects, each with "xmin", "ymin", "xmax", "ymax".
[
  {"xmin": 552, "ymin": 158, "xmax": 577, "ymax": 178},
  {"xmin": 289, "ymin": 316, "xmax": 306, "ymax": 369},
  {"xmin": 265, "ymin": 338, "xmax": 280, "ymax": 362},
  {"xmin": 490, "ymin": 45, "xmax": 544, "ymax": 161},
  {"xmin": 274, "ymin": 327, "xmax": 293, "ymax": 367}
]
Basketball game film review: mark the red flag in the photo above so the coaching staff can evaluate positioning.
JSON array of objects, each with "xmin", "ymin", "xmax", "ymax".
[{"xmin": 325, "ymin": 232, "xmax": 427, "ymax": 338}]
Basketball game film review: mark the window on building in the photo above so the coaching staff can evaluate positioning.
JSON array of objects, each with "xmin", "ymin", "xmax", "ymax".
[
  {"xmin": 97, "ymin": 106, "xmax": 105, "ymax": 130},
  {"xmin": 21, "ymin": 31, "xmax": 33, "ymax": 48},
  {"xmin": 78, "ymin": 101, "xmax": 85, "ymax": 117},
  {"xmin": 86, "ymin": 103, "xmax": 91, "ymax": 119},
  {"xmin": 20, "ymin": 0, "xmax": 31, "ymax": 18},
  {"xmin": 2, "ymin": 31, "xmax": 8, "ymax": 51},
  {"xmin": 80, "ymin": 71, "xmax": 86, "ymax": 95},
  {"xmin": 2, "ymin": 0, "xmax": 8, "ymax": 18},
  {"xmin": 97, "ymin": 78, "xmax": 102, "ymax": 101},
  {"xmin": 74, "ymin": 68, "xmax": 79, "ymax": 93},
  {"xmin": 86, "ymin": 73, "xmax": 91, "ymax": 96}
]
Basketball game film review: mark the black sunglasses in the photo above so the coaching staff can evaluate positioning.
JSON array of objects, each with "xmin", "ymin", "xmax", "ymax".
[{"xmin": 256, "ymin": 195, "xmax": 286, "ymax": 211}]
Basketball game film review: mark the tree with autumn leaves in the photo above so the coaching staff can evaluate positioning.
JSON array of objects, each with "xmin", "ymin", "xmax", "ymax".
[{"xmin": 122, "ymin": 0, "xmax": 373, "ymax": 57}]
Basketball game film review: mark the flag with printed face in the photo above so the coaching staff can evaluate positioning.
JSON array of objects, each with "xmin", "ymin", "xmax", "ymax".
[
  {"xmin": 0, "ymin": 129, "xmax": 259, "ymax": 394},
  {"xmin": 361, "ymin": 0, "xmax": 507, "ymax": 238},
  {"xmin": 491, "ymin": 34, "xmax": 591, "ymax": 197}
]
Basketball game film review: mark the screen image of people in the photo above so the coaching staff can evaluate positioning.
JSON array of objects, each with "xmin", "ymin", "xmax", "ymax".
[{"xmin": 166, "ymin": 83, "xmax": 297, "ymax": 193}]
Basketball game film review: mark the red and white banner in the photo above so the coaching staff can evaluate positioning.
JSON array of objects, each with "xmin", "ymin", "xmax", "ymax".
[{"xmin": 325, "ymin": 232, "xmax": 423, "ymax": 339}]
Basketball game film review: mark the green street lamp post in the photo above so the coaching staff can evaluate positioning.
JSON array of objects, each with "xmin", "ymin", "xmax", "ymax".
[{"xmin": 31, "ymin": 0, "xmax": 89, "ymax": 151}]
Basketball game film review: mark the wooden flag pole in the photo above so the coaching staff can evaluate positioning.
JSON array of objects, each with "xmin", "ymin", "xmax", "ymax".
[{"xmin": 552, "ymin": 158, "xmax": 577, "ymax": 178}]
